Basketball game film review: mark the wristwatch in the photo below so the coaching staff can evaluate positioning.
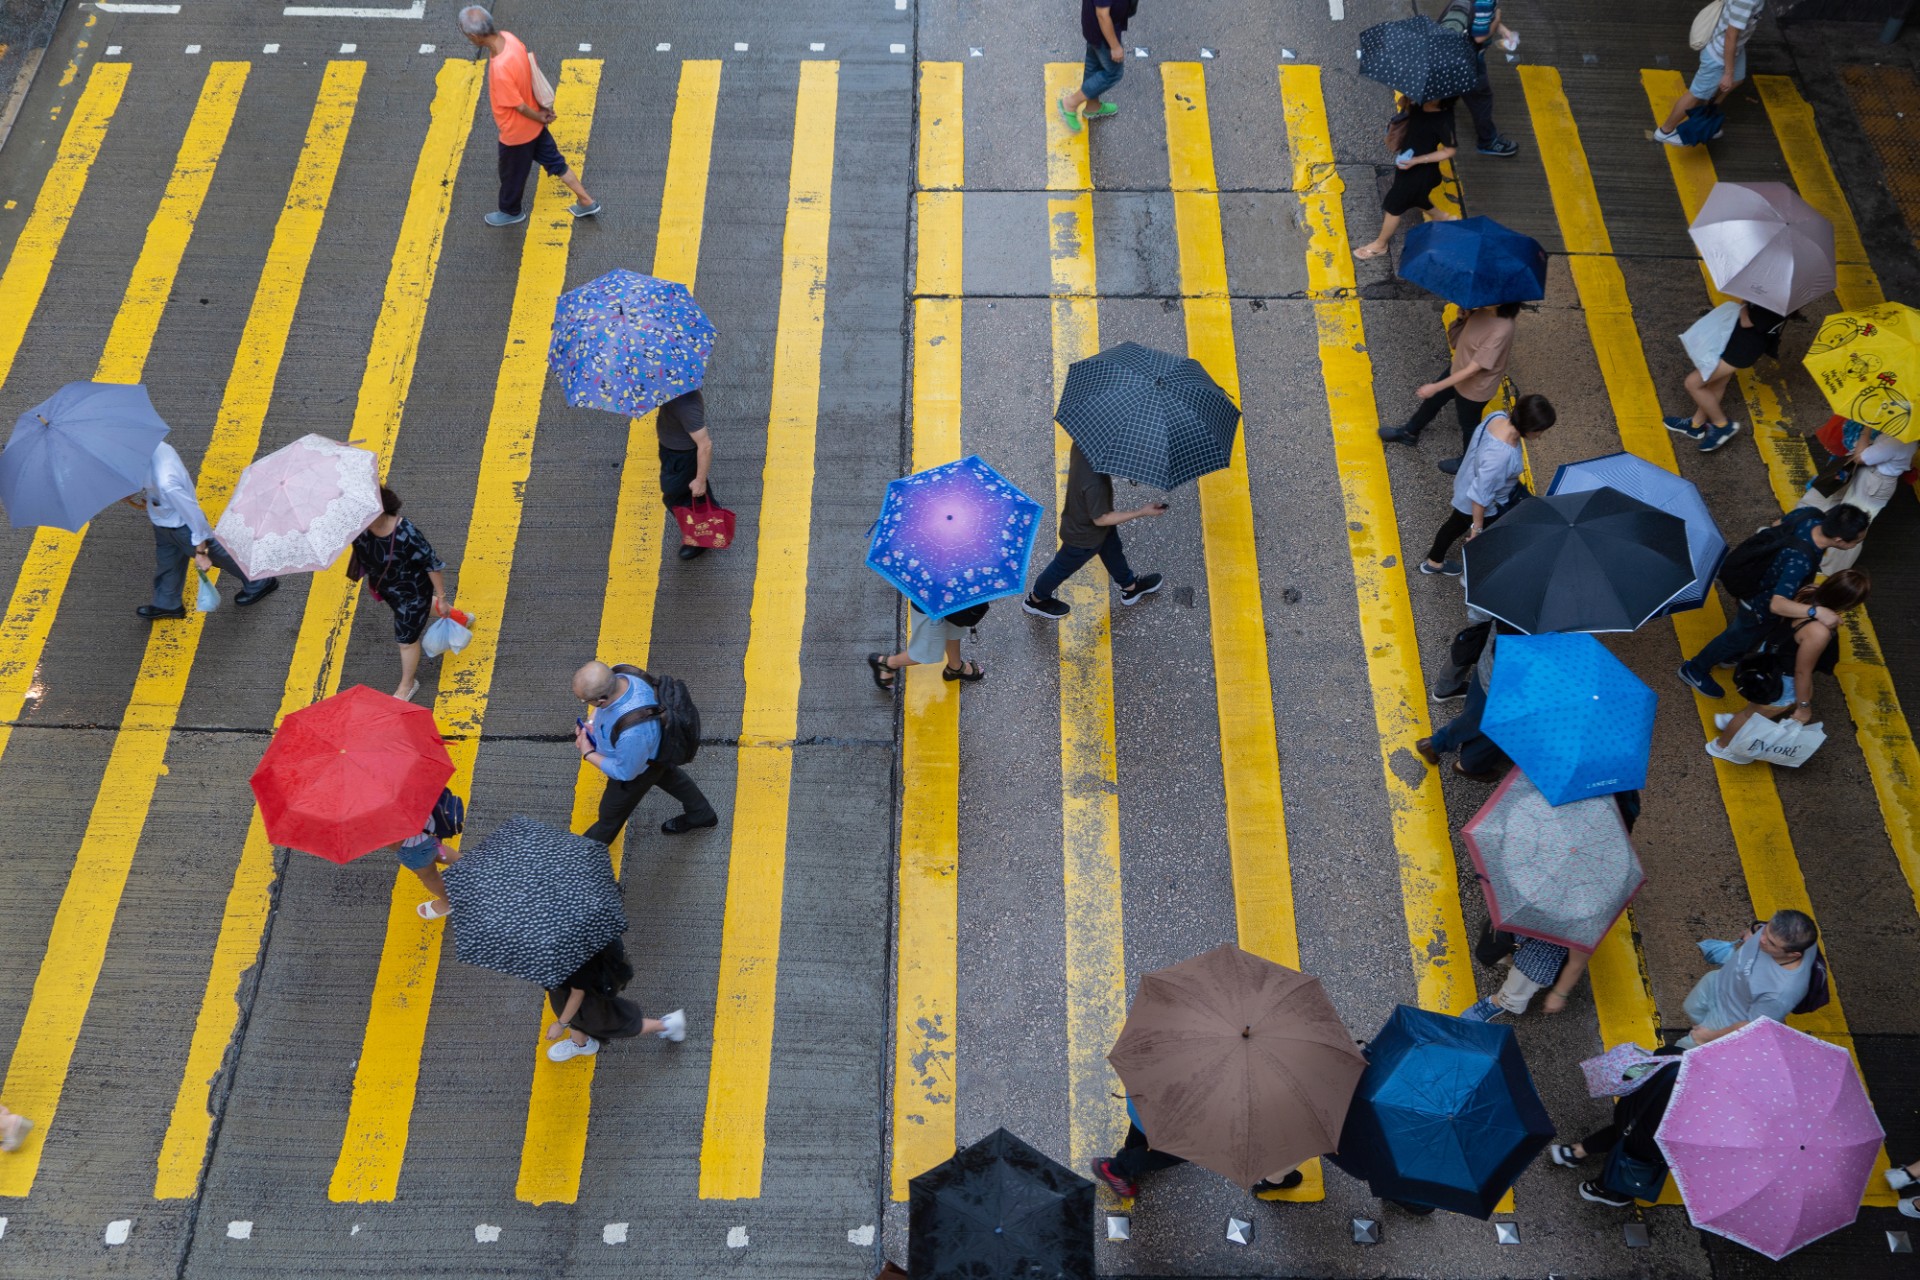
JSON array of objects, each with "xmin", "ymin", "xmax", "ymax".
[{"xmin": 1806, "ymin": 605, "xmax": 1818, "ymax": 619}]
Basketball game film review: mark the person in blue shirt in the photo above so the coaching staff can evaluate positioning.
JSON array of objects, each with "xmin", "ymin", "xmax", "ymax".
[
  {"xmin": 1439, "ymin": 0, "xmax": 1521, "ymax": 157},
  {"xmin": 571, "ymin": 661, "xmax": 717, "ymax": 845}
]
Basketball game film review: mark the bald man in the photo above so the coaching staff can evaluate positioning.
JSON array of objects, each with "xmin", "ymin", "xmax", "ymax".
[{"xmin": 572, "ymin": 661, "xmax": 716, "ymax": 845}]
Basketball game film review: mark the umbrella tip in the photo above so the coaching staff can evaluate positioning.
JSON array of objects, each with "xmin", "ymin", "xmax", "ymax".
[{"xmin": 1243, "ymin": 1025, "xmax": 1252, "ymax": 1038}]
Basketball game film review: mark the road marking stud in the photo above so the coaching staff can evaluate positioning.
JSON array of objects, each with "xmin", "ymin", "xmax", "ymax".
[
  {"xmin": 727, "ymin": 1226, "xmax": 750, "ymax": 1248},
  {"xmin": 603, "ymin": 1223, "xmax": 629, "ymax": 1244},
  {"xmin": 226, "ymin": 1221, "xmax": 252, "ymax": 1240},
  {"xmin": 474, "ymin": 1224, "xmax": 500, "ymax": 1243},
  {"xmin": 104, "ymin": 1220, "xmax": 132, "ymax": 1246}
]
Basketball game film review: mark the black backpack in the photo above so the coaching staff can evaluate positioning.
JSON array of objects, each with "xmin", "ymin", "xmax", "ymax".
[
  {"xmin": 1793, "ymin": 948, "xmax": 1830, "ymax": 1015},
  {"xmin": 1717, "ymin": 517, "xmax": 1816, "ymax": 603},
  {"xmin": 609, "ymin": 664, "xmax": 702, "ymax": 768},
  {"xmin": 428, "ymin": 788, "xmax": 465, "ymax": 839}
]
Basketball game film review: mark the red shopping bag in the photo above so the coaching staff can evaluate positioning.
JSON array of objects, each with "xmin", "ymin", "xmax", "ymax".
[{"xmin": 673, "ymin": 497, "xmax": 736, "ymax": 549}]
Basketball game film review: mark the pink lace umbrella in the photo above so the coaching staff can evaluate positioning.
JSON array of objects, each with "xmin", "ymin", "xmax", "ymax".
[
  {"xmin": 214, "ymin": 434, "xmax": 381, "ymax": 578},
  {"xmin": 1655, "ymin": 1019, "xmax": 1884, "ymax": 1260}
]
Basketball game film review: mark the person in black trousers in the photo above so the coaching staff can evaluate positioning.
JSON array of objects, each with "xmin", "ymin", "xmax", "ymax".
[
  {"xmin": 571, "ymin": 661, "xmax": 717, "ymax": 844},
  {"xmin": 1547, "ymin": 1059, "xmax": 1681, "ymax": 1207}
]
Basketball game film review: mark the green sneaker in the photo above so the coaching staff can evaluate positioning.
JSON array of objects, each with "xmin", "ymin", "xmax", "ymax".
[
  {"xmin": 1085, "ymin": 101, "xmax": 1119, "ymax": 120},
  {"xmin": 1057, "ymin": 95, "xmax": 1083, "ymax": 133}
]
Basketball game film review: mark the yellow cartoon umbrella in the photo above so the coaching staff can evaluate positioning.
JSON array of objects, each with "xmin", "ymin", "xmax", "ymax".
[{"xmin": 1802, "ymin": 303, "xmax": 1918, "ymax": 441}]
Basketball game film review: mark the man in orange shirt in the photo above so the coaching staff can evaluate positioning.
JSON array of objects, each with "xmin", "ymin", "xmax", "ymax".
[{"xmin": 459, "ymin": 6, "xmax": 600, "ymax": 227}]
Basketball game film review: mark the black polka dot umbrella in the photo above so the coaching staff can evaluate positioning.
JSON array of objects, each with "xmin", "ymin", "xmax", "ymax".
[
  {"xmin": 1359, "ymin": 16, "xmax": 1479, "ymax": 102},
  {"xmin": 1055, "ymin": 342, "xmax": 1241, "ymax": 490},
  {"xmin": 443, "ymin": 816, "xmax": 628, "ymax": 988}
]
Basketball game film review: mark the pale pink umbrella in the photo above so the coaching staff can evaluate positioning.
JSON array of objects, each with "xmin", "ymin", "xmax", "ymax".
[
  {"xmin": 1655, "ymin": 1019, "xmax": 1884, "ymax": 1261},
  {"xmin": 214, "ymin": 434, "xmax": 381, "ymax": 578}
]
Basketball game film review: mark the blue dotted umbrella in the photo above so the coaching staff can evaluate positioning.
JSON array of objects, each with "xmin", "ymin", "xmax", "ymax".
[
  {"xmin": 866, "ymin": 455, "xmax": 1042, "ymax": 619},
  {"xmin": 1481, "ymin": 633, "xmax": 1655, "ymax": 806},
  {"xmin": 548, "ymin": 270, "xmax": 716, "ymax": 417},
  {"xmin": 1399, "ymin": 217, "xmax": 1548, "ymax": 309}
]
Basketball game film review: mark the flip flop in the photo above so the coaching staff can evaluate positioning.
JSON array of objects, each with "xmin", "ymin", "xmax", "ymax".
[
  {"xmin": 416, "ymin": 899, "xmax": 452, "ymax": 920},
  {"xmin": 867, "ymin": 652, "xmax": 897, "ymax": 691}
]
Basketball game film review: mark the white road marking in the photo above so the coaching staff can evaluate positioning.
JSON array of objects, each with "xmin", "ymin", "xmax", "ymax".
[
  {"xmin": 263, "ymin": 42, "xmax": 280, "ymax": 52},
  {"xmin": 848, "ymin": 1225, "xmax": 875, "ymax": 1246},
  {"xmin": 474, "ymin": 1224, "xmax": 501, "ymax": 1243},
  {"xmin": 104, "ymin": 1221, "xmax": 132, "ymax": 1246},
  {"xmin": 339, "ymin": 42, "xmax": 356, "ymax": 52},
  {"xmin": 890, "ymin": 42, "xmax": 906, "ymax": 52},
  {"xmin": 602, "ymin": 1223, "xmax": 629, "ymax": 1245},
  {"xmin": 350, "ymin": 1224, "xmax": 361, "ymax": 1236},
  {"xmin": 1132, "ymin": 45, "xmax": 1148, "ymax": 57},
  {"xmin": 284, "ymin": 0, "xmax": 425, "ymax": 15},
  {"xmin": 810, "ymin": 42, "xmax": 825, "ymax": 50},
  {"xmin": 418, "ymin": 42, "xmax": 435, "ymax": 53},
  {"xmin": 1200, "ymin": 47, "xmax": 1216, "ymax": 57},
  {"xmin": 578, "ymin": 42, "xmax": 592, "ymax": 51},
  {"xmin": 184, "ymin": 43, "xmax": 201, "ymax": 53},
  {"xmin": 727, "ymin": 1227, "xmax": 749, "ymax": 1249},
  {"xmin": 656, "ymin": 42, "xmax": 671, "ymax": 51},
  {"xmin": 106, "ymin": 45, "xmax": 123, "ymax": 54},
  {"xmin": 226, "ymin": 1221, "xmax": 252, "ymax": 1240},
  {"xmin": 734, "ymin": 41, "xmax": 748, "ymax": 50},
  {"xmin": 1330, "ymin": 0, "xmax": 1345, "ymax": 18},
  {"xmin": 96, "ymin": 2, "xmax": 181, "ymax": 12},
  {"xmin": 968, "ymin": 45, "xmax": 982, "ymax": 55},
  {"xmin": 0, "ymin": 1217, "xmax": 7, "ymax": 1240}
]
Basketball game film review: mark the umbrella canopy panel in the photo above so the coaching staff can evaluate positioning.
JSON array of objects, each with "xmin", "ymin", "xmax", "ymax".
[
  {"xmin": 1329, "ymin": 1005, "xmax": 1554, "ymax": 1218},
  {"xmin": 443, "ymin": 816, "xmax": 629, "ymax": 988},
  {"xmin": 909, "ymin": 1127, "xmax": 1095, "ymax": 1280},
  {"xmin": 1462, "ymin": 770, "xmax": 1645, "ymax": 952},
  {"xmin": 866, "ymin": 454, "xmax": 1043, "ymax": 619},
  {"xmin": 214, "ymin": 433, "xmax": 382, "ymax": 579},
  {"xmin": 1463, "ymin": 487, "xmax": 1695, "ymax": 633},
  {"xmin": 1399, "ymin": 216, "xmax": 1548, "ymax": 309},
  {"xmin": 1358, "ymin": 16, "xmax": 1479, "ymax": 101},
  {"xmin": 1480, "ymin": 631, "xmax": 1656, "ymax": 805},
  {"xmin": 1656, "ymin": 1019, "xmax": 1884, "ymax": 1261},
  {"xmin": 1802, "ymin": 302, "xmax": 1917, "ymax": 442},
  {"xmin": 1054, "ymin": 343, "xmax": 1241, "ymax": 491},
  {"xmin": 1547, "ymin": 451, "xmax": 1726, "ymax": 614},
  {"xmin": 0, "ymin": 381, "xmax": 172, "ymax": 531},
  {"xmin": 548, "ymin": 269, "xmax": 717, "ymax": 417},
  {"xmin": 1107, "ymin": 944, "xmax": 1367, "ymax": 1188},
  {"xmin": 1688, "ymin": 181, "xmax": 1836, "ymax": 316}
]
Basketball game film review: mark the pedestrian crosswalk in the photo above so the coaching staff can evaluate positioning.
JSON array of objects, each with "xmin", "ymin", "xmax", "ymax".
[{"xmin": 0, "ymin": 42, "xmax": 1915, "ymax": 1249}]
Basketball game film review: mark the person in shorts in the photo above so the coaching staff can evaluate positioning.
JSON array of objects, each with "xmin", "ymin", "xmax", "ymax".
[
  {"xmin": 1653, "ymin": 0, "xmax": 1765, "ymax": 145},
  {"xmin": 1664, "ymin": 301, "xmax": 1788, "ymax": 453},
  {"xmin": 1057, "ymin": 0, "xmax": 1137, "ymax": 134},
  {"xmin": 544, "ymin": 936, "xmax": 687, "ymax": 1063},
  {"xmin": 348, "ymin": 487, "xmax": 449, "ymax": 703},
  {"xmin": 867, "ymin": 601, "xmax": 988, "ymax": 690}
]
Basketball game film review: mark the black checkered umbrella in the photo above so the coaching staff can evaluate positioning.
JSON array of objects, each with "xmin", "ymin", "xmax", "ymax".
[
  {"xmin": 443, "ymin": 816, "xmax": 628, "ymax": 987},
  {"xmin": 1055, "ymin": 343, "xmax": 1241, "ymax": 490},
  {"xmin": 1359, "ymin": 17, "xmax": 1479, "ymax": 102}
]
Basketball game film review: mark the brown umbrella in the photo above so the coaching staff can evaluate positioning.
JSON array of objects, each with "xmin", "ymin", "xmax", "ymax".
[{"xmin": 1107, "ymin": 944, "xmax": 1367, "ymax": 1189}]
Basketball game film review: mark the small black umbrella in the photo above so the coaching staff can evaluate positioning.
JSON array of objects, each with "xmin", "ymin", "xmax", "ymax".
[
  {"xmin": 909, "ymin": 1128, "xmax": 1094, "ymax": 1280},
  {"xmin": 443, "ymin": 816, "xmax": 628, "ymax": 987},
  {"xmin": 1463, "ymin": 487, "xmax": 1695, "ymax": 634},
  {"xmin": 1359, "ymin": 17, "xmax": 1480, "ymax": 103},
  {"xmin": 1055, "ymin": 343, "xmax": 1240, "ymax": 490}
]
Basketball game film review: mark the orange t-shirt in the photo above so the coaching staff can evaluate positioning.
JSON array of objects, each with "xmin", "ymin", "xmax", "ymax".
[{"xmin": 488, "ymin": 32, "xmax": 543, "ymax": 145}]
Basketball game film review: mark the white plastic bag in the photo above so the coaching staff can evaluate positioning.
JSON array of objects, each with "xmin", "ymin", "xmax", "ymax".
[
  {"xmin": 1725, "ymin": 715, "xmax": 1826, "ymax": 767},
  {"xmin": 421, "ymin": 614, "xmax": 472, "ymax": 658},
  {"xmin": 194, "ymin": 568, "xmax": 220, "ymax": 613}
]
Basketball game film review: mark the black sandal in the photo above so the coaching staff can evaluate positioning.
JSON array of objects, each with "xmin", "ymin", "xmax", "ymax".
[
  {"xmin": 867, "ymin": 652, "xmax": 897, "ymax": 690},
  {"xmin": 942, "ymin": 660, "xmax": 985, "ymax": 683}
]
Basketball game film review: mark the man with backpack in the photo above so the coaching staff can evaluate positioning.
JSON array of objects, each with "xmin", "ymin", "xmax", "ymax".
[
  {"xmin": 1678, "ymin": 504, "xmax": 1869, "ymax": 699},
  {"xmin": 1677, "ymin": 910, "xmax": 1821, "ymax": 1047},
  {"xmin": 1437, "ymin": 0, "xmax": 1521, "ymax": 158},
  {"xmin": 572, "ymin": 660, "xmax": 717, "ymax": 845}
]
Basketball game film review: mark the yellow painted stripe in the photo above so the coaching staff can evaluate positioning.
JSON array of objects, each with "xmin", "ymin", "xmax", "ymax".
[
  {"xmin": 1042, "ymin": 61, "xmax": 1129, "ymax": 1180},
  {"xmin": 1279, "ymin": 67, "xmax": 1469, "ymax": 1016},
  {"xmin": 889, "ymin": 59, "xmax": 964, "ymax": 1202},
  {"xmin": 1643, "ymin": 71, "xmax": 1920, "ymax": 935},
  {"xmin": 329, "ymin": 60, "xmax": 601, "ymax": 1203},
  {"xmin": 515, "ymin": 59, "xmax": 721, "ymax": 1207},
  {"xmin": 1755, "ymin": 77, "xmax": 1883, "ymax": 310},
  {"xmin": 1159, "ymin": 65, "xmax": 1318, "ymax": 1200},
  {"xmin": 1520, "ymin": 66, "xmax": 1894, "ymax": 1205},
  {"xmin": 697, "ymin": 60, "xmax": 838, "ymax": 1200},
  {"xmin": 0, "ymin": 60, "xmax": 354, "ymax": 1199},
  {"xmin": 156, "ymin": 59, "xmax": 481, "ymax": 1201}
]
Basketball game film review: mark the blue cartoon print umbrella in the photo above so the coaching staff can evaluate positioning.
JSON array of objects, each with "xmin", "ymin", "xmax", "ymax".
[
  {"xmin": 548, "ymin": 270, "xmax": 716, "ymax": 417},
  {"xmin": 1328, "ymin": 1005, "xmax": 1555, "ymax": 1218},
  {"xmin": 1399, "ymin": 217, "xmax": 1548, "ymax": 309},
  {"xmin": 867, "ymin": 455, "xmax": 1042, "ymax": 620},
  {"xmin": 1547, "ymin": 452, "xmax": 1727, "ymax": 615},
  {"xmin": 1480, "ymin": 632, "xmax": 1655, "ymax": 805}
]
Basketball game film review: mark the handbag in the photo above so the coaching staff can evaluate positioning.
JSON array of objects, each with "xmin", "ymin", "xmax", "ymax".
[
  {"xmin": 1599, "ymin": 1133, "xmax": 1668, "ymax": 1201},
  {"xmin": 528, "ymin": 52, "xmax": 556, "ymax": 109},
  {"xmin": 1807, "ymin": 450, "xmax": 1853, "ymax": 498},
  {"xmin": 673, "ymin": 496, "xmax": 736, "ymax": 549},
  {"xmin": 1689, "ymin": 0, "xmax": 1725, "ymax": 50}
]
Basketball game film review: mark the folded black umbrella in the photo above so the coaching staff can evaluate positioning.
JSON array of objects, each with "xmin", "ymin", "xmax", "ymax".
[
  {"xmin": 1463, "ymin": 487, "xmax": 1695, "ymax": 634},
  {"xmin": 1055, "ymin": 343, "xmax": 1240, "ymax": 490},
  {"xmin": 1359, "ymin": 17, "xmax": 1480, "ymax": 103},
  {"xmin": 909, "ymin": 1128, "xmax": 1094, "ymax": 1280},
  {"xmin": 443, "ymin": 816, "xmax": 628, "ymax": 987}
]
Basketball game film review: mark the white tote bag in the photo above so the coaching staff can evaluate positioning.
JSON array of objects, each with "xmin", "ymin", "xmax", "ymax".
[
  {"xmin": 1726, "ymin": 715, "xmax": 1827, "ymax": 768},
  {"xmin": 1690, "ymin": 0, "xmax": 1725, "ymax": 50},
  {"xmin": 528, "ymin": 52, "xmax": 556, "ymax": 109}
]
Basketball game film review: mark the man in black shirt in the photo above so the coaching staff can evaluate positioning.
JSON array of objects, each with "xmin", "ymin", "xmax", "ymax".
[
  {"xmin": 1058, "ymin": 0, "xmax": 1137, "ymax": 134},
  {"xmin": 1023, "ymin": 442, "xmax": 1165, "ymax": 620},
  {"xmin": 656, "ymin": 389, "xmax": 715, "ymax": 561}
]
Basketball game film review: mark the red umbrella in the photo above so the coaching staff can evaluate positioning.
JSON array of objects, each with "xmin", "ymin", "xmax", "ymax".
[{"xmin": 251, "ymin": 684, "xmax": 454, "ymax": 863}]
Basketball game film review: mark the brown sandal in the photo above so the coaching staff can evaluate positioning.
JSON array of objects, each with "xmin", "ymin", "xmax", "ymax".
[{"xmin": 942, "ymin": 660, "xmax": 985, "ymax": 683}]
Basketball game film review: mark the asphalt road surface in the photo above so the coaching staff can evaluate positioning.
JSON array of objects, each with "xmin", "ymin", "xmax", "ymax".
[{"xmin": 0, "ymin": 0, "xmax": 1917, "ymax": 1277}]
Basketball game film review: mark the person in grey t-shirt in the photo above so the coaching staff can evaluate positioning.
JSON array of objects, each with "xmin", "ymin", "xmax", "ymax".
[
  {"xmin": 656, "ymin": 389, "xmax": 716, "ymax": 561},
  {"xmin": 1679, "ymin": 909, "xmax": 1816, "ymax": 1047},
  {"xmin": 1418, "ymin": 394, "xmax": 1556, "ymax": 577}
]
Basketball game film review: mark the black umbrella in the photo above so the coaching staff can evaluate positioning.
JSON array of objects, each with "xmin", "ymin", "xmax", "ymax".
[
  {"xmin": 1463, "ymin": 487, "xmax": 1695, "ymax": 634},
  {"xmin": 1359, "ymin": 17, "xmax": 1480, "ymax": 102},
  {"xmin": 443, "ymin": 816, "xmax": 628, "ymax": 987},
  {"xmin": 1055, "ymin": 343, "xmax": 1240, "ymax": 490},
  {"xmin": 909, "ymin": 1128, "xmax": 1095, "ymax": 1280}
]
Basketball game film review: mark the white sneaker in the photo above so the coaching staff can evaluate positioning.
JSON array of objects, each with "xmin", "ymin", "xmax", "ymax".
[
  {"xmin": 1704, "ymin": 738, "xmax": 1744, "ymax": 763},
  {"xmin": 1714, "ymin": 713, "xmax": 1733, "ymax": 731},
  {"xmin": 547, "ymin": 1035, "xmax": 599, "ymax": 1062},
  {"xmin": 1653, "ymin": 127, "xmax": 1683, "ymax": 147},
  {"xmin": 1888, "ymin": 1165, "xmax": 1917, "ymax": 1192},
  {"xmin": 1901, "ymin": 1196, "xmax": 1920, "ymax": 1220},
  {"xmin": 657, "ymin": 1009, "xmax": 687, "ymax": 1043}
]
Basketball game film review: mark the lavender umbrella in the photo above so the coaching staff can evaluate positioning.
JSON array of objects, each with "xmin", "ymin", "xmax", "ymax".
[
  {"xmin": 866, "ymin": 455, "xmax": 1042, "ymax": 620},
  {"xmin": 1688, "ymin": 182, "xmax": 1836, "ymax": 316},
  {"xmin": 1656, "ymin": 1019, "xmax": 1884, "ymax": 1260},
  {"xmin": 548, "ymin": 270, "xmax": 715, "ymax": 417}
]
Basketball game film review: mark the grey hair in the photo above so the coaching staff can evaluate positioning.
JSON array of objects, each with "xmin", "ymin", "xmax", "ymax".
[
  {"xmin": 457, "ymin": 5, "xmax": 496, "ymax": 36},
  {"xmin": 1767, "ymin": 909, "xmax": 1818, "ymax": 956}
]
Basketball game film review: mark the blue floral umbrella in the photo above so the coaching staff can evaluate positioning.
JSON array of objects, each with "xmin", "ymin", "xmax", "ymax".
[
  {"xmin": 866, "ymin": 455, "xmax": 1042, "ymax": 620},
  {"xmin": 548, "ymin": 270, "xmax": 715, "ymax": 417}
]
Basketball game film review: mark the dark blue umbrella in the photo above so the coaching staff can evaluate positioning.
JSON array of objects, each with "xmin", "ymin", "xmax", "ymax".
[
  {"xmin": 1329, "ymin": 1005, "xmax": 1554, "ymax": 1218},
  {"xmin": 1358, "ymin": 17, "xmax": 1479, "ymax": 102},
  {"xmin": 548, "ymin": 269, "xmax": 716, "ymax": 417},
  {"xmin": 1547, "ymin": 452, "xmax": 1726, "ymax": 614},
  {"xmin": 867, "ymin": 454, "xmax": 1042, "ymax": 619},
  {"xmin": 1481, "ymin": 633, "xmax": 1655, "ymax": 805},
  {"xmin": 909, "ymin": 1128, "xmax": 1094, "ymax": 1280},
  {"xmin": 0, "ymin": 382, "xmax": 171, "ymax": 531},
  {"xmin": 1399, "ymin": 217, "xmax": 1548, "ymax": 309},
  {"xmin": 1055, "ymin": 343, "xmax": 1240, "ymax": 490}
]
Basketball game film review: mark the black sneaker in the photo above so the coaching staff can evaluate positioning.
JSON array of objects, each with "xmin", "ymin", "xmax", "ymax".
[
  {"xmin": 1676, "ymin": 662, "xmax": 1725, "ymax": 699},
  {"xmin": 1419, "ymin": 560, "xmax": 1463, "ymax": 577},
  {"xmin": 1438, "ymin": 457, "xmax": 1462, "ymax": 476},
  {"xmin": 1378, "ymin": 425, "xmax": 1420, "ymax": 445},
  {"xmin": 1549, "ymin": 1143, "xmax": 1586, "ymax": 1168},
  {"xmin": 1118, "ymin": 574, "xmax": 1163, "ymax": 606},
  {"xmin": 1431, "ymin": 682, "xmax": 1469, "ymax": 703},
  {"xmin": 1253, "ymin": 1170, "xmax": 1306, "ymax": 1197},
  {"xmin": 1477, "ymin": 135, "xmax": 1520, "ymax": 157},
  {"xmin": 1023, "ymin": 593, "xmax": 1070, "ymax": 620},
  {"xmin": 1579, "ymin": 1180, "xmax": 1634, "ymax": 1208}
]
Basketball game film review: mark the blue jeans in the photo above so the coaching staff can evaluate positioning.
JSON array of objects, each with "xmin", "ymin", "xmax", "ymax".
[
  {"xmin": 1081, "ymin": 42, "xmax": 1124, "ymax": 101},
  {"xmin": 1682, "ymin": 602, "xmax": 1772, "ymax": 680},
  {"xmin": 1429, "ymin": 675, "xmax": 1507, "ymax": 774},
  {"xmin": 1032, "ymin": 528, "xmax": 1134, "ymax": 601}
]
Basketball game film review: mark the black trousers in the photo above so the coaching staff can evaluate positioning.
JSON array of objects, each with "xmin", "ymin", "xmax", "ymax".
[
  {"xmin": 1109, "ymin": 1123, "xmax": 1185, "ymax": 1181},
  {"xmin": 497, "ymin": 128, "xmax": 568, "ymax": 215},
  {"xmin": 582, "ymin": 761, "xmax": 715, "ymax": 846},
  {"xmin": 1426, "ymin": 507, "xmax": 1477, "ymax": 566},
  {"xmin": 1462, "ymin": 51, "xmax": 1499, "ymax": 146},
  {"xmin": 1403, "ymin": 384, "xmax": 1489, "ymax": 452}
]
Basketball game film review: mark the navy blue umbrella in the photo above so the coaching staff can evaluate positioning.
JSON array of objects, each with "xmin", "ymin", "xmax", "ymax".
[
  {"xmin": 1328, "ymin": 1005, "xmax": 1554, "ymax": 1218},
  {"xmin": 1399, "ymin": 217, "xmax": 1549, "ymax": 309},
  {"xmin": 1358, "ymin": 17, "xmax": 1479, "ymax": 102}
]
